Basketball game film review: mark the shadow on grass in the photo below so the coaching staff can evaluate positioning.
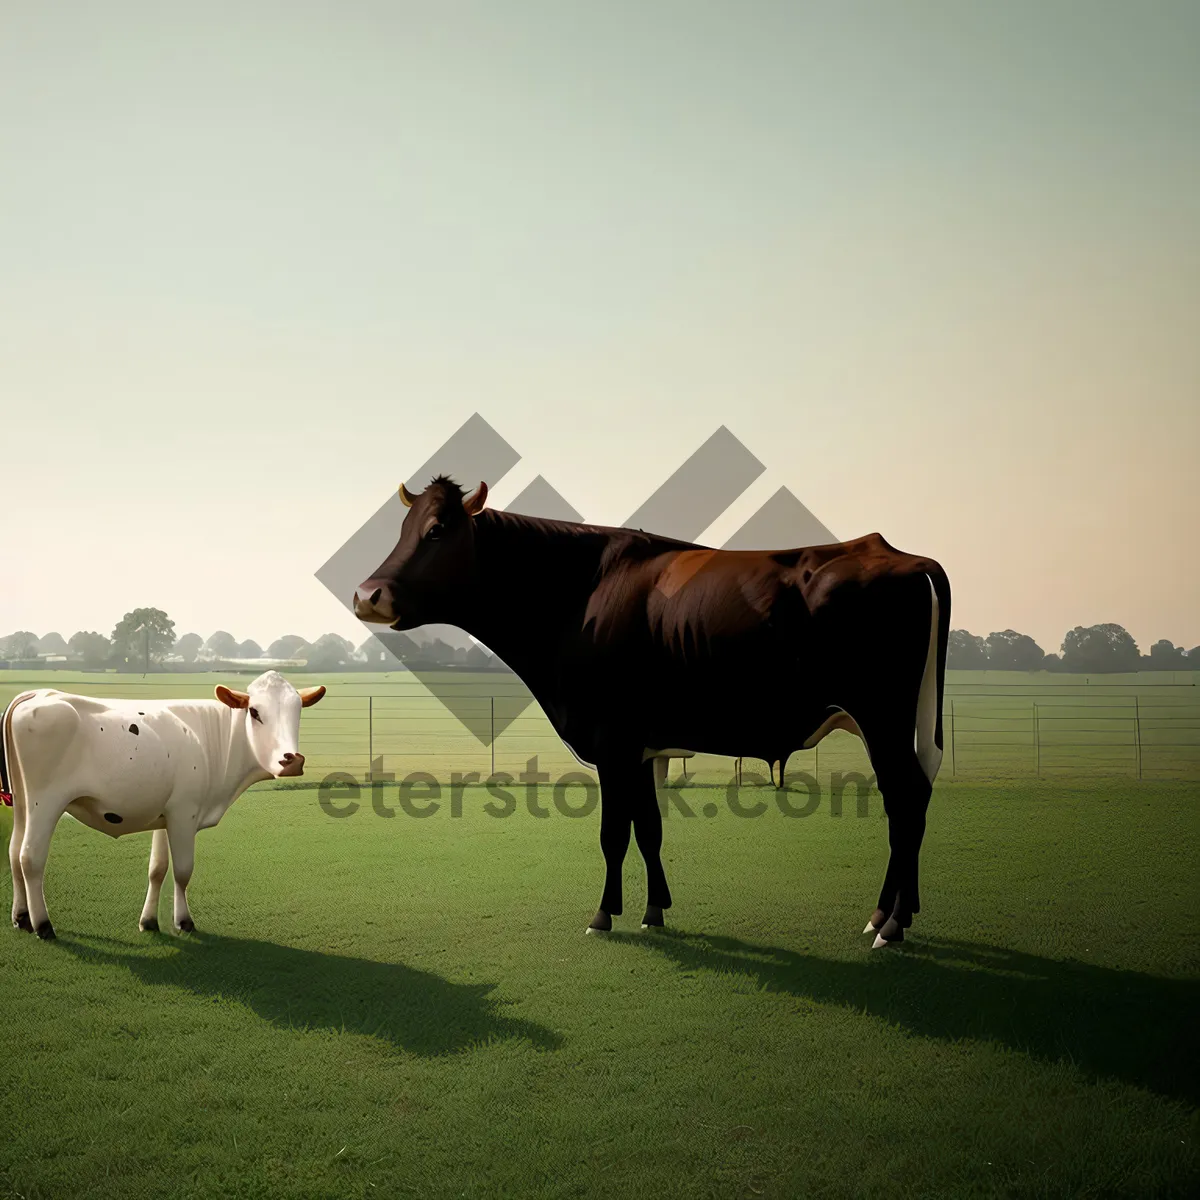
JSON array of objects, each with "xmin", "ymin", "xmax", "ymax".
[
  {"xmin": 56, "ymin": 931, "xmax": 562, "ymax": 1058},
  {"xmin": 612, "ymin": 929, "xmax": 1199, "ymax": 1106}
]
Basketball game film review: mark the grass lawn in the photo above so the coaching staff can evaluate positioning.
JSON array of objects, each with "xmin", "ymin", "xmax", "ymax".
[{"xmin": 2, "ymin": 776, "xmax": 1197, "ymax": 1198}]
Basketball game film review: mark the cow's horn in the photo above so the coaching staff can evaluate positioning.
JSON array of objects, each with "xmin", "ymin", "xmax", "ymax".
[
  {"xmin": 464, "ymin": 481, "xmax": 488, "ymax": 516},
  {"xmin": 399, "ymin": 482, "xmax": 416, "ymax": 507}
]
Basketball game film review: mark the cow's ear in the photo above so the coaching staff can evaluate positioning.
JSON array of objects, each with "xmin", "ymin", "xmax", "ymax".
[
  {"xmin": 215, "ymin": 685, "xmax": 250, "ymax": 709},
  {"xmin": 298, "ymin": 685, "xmax": 326, "ymax": 708},
  {"xmin": 464, "ymin": 481, "xmax": 488, "ymax": 516}
]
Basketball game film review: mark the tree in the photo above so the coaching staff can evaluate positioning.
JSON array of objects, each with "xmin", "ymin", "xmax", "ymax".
[
  {"xmin": 1042, "ymin": 653, "xmax": 1063, "ymax": 672},
  {"xmin": 1146, "ymin": 639, "xmax": 1186, "ymax": 670},
  {"xmin": 372, "ymin": 632, "xmax": 421, "ymax": 666},
  {"xmin": 302, "ymin": 633, "xmax": 355, "ymax": 671},
  {"xmin": 1187, "ymin": 646, "xmax": 1200, "ymax": 668},
  {"xmin": 390, "ymin": 633, "xmax": 422, "ymax": 659},
  {"xmin": 421, "ymin": 638, "xmax": 456, "ymax": 667},
  {"xmin": 268, "ymin": 635, "xmax": 308, "ymax": 658},
  {"xmin": 358, "ymin": 636, "xmax": 389, "ymax": 666},
  {"xmin": 237, "ymin": 639, "xmax": 263, "ymax": 659},
  {"xmin": 985, "ymin": 629, "xmax": 1045, "ymax": 672},
  {"xmin": 0, "ymin": 631, "xmax": 39, "ymax": 660},
  {"xmin": 37, "ymin": 632, "xmax": 68, "ymax": 655},
  {"xmin": 204, "ymin": 631, "xmax": 239, "ymax": 659},
  {"xmin": 174, "ymin": 633, "xmax": 203, "ymax": 662},
  {"xmin": 111, "ymin": 608, "xmax": 176, "ymax": 668},
  {"xmin": 465, "ymin": 644, "xmax": 490, "ymax": 669},
  {"xmin": 1060, "ymin": 624, "xmax": 1140, "ymax": 673},
  {"xmin": 68, "ymin": 630, "xmax": 112, "ymax": 669},
  {"xmin": 947, "ymin": 629, "xmax": 987, "ymax": 670}
]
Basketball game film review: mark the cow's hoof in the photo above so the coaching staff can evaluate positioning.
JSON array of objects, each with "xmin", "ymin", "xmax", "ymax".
[
  {"xmin": 177, "ymin": 918, "xmax": 195, "ymax": 934},
  {"xmin": 14, "ymin": 911, "xmax": 33, "ymax": 933},
  {"xmin": 872, "ymin": 918, "xmax": 905, "ymax": 949},
  {"xmin": 864, "ymin": 908, "xmax": 886, "ymax": 934},
  {"xmin": 139, "ymin": 917, "xmax": 159, "ymax": 932},
  {"xmin": 586, "ymin": 910, "xmax": 612, "ymax": 934},
  {"xmin": 641, "ymin": 905, "xmax": 665, "ymax": 929},
  {"xmin": 35, "ymin": 920, "xmax": 56, "ymax": 941}
]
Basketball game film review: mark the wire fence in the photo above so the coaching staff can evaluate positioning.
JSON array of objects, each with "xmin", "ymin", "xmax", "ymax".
[
  {"xmin": 944, "ymin": 692, "xmax": 1200, "ymax": 781},
  {"xmin": 230, "ymin": 680, "xmax": 1200, "ymax": 786},
  {"xmin": 2, "ymin": 674, "xmax": 1197, "ymax": 787}
]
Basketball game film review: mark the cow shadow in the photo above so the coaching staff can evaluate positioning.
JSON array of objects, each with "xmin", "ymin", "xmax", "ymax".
[
  {"xmin": 612, "ymin": 929, "xmax": 1199, "ymax": 1106},
  {"xmin": 56, "ymin": 931, "xmax": 562, "ymax": 1058}
]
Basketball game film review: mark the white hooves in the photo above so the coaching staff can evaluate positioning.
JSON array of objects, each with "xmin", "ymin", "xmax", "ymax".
[
  {"xmin": 585, "ymin": 926, "xmax": 607, "ymax": 935},
  {"xmin": 872, "ymin": 933, "xmax": 891, "ymax": 949},
  {"xmin": 863, "ymin": 921, "xmax": 877, "ymax": 934}
]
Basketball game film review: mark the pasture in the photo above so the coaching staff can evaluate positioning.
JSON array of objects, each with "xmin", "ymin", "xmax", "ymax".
[{"xmin": 2, "ymin": 670, "xmax": 1198, "ymax": 1197}]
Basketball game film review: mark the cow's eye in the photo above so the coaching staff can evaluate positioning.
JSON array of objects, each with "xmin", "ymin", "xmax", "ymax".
[
  {"xmin": 426, "ymin": 523, "xmax": 444, "ymax": 541},
  {"xmin": 249, "ymin": 707, "xmax": 263, "ymax": 724}
]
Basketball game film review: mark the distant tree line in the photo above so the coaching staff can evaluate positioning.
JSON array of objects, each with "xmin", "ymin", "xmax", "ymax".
[
  {"xmin": 947, "ymin": 623, "xmax": 1200, "ymax": 673},
  {"xmin": 0, "ymin": 607, "xmax": 505, "ymax": 673},
  {"xmin": 3, "ymin": 612, "xmax": 1197, "ymax": 675}
]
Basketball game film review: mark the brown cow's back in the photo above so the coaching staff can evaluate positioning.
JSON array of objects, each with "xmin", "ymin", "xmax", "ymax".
[{"xmin": 551, "ymin": 529, "xmax": 941, "ymax": 765}]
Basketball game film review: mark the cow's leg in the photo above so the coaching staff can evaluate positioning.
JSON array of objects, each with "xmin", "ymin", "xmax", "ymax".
[
  {"xmin": 18, "ymin": 799, "xmax": 66, "ymax": 940},
  {"xmin": 9, "ymin": 787, "xmax": 31, "ymax": 932},
  {"xmin": 166, "ymin": 820, "xmax": 197, "ymax": 933},
  {"xmin": 139, "ymin": 829, "xmax": 170, "ymax": 932},
  {"xmin": 864, "ymin": 737, "xmax": 932, "ymax": 948},
  {"xmin": 633, "ymin": 761, "xmax": 672, "ymax": 928},
  {"xmin": 652, "ymin": 756, "xmax": 668, "ymax": 788},
  {"xmin": 587, "ymin": 762, "xmax": 633, "ymax": 933}
]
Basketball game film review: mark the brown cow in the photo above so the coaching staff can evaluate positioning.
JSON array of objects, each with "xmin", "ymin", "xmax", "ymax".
[{"xmin": 354, "ymin": 476, "xmax": 950, "ymax": 947}]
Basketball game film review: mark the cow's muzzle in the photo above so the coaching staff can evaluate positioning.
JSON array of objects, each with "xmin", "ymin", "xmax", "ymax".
[
  {"xmin": 354, "ymin": 581, "xmax": 396, "ymax": 624},
  {"xmin": 277, "ymin": 752, "xmax": 305, "ymax": 778}
]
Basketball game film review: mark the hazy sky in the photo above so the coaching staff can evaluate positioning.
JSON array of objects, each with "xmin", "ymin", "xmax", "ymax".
[{"xmin": 2, "ymin": 2, "xmax": 1197, "ymax": 656}]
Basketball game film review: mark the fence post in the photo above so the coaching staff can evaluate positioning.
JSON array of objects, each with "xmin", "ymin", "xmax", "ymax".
[
  {"xmin": 368, "ymin": 695, "xmax": 373, "ymax": 784},
  {"xmin": 490, "ymin": 695, "xmax": 495, "ymax": 778},
  {"xmin": 1135, "ymin": 694, "xmax": 1142, "ymax": 781},
  {"xmin": 1035, "ymin": 702, "xmax": 1040, "ymax": 778},
  {"xmin": 950, "ymin": 700, "xmax": 956, "ymax": 777}
]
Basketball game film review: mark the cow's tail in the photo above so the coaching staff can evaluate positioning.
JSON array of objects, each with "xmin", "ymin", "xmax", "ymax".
[
  {"xmin": 916, "ymin": 563, "xmax": 951, "ymax": 784},
  {"xmin": 1, "ymin": 693, "xmax": 35, "ymax": 867}
]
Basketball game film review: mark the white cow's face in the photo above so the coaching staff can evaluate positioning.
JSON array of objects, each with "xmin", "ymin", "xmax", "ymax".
[{"xmin": 215, "ymin": 671, "xmax": 326, "ymax": 777}]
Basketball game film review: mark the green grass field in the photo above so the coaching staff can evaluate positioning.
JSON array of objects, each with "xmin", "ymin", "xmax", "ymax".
[
  {"xmin": 3, "ymin": 778, "xmax": 1198, "ymax": 1198},
  {"xmin": 2, "ymin": 671, "xmax": 1198, "ymax": 1197}
]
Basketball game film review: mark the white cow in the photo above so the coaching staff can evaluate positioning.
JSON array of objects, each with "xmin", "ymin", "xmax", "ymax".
[{"xmin": 2, "ymin": 671, "xmax": 325, "ymax": 939}]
